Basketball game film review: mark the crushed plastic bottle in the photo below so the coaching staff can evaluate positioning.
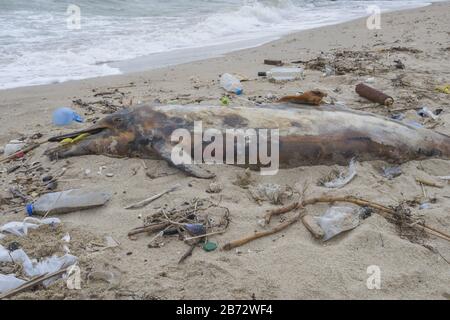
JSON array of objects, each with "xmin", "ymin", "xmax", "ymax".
[
  {"xmin": 26, "ymin": 189, "xmax": 112, "ymax": 216},
  {"xmin": 52, "ymin": 107, "xmax": 84, "ymax": 126},
  {"xmin": 220, "ymin": 73, "xmax": 243, "ymax": 95},
  {"xmin": 258, "ymin": 67, "xmax": 304, "ymax": 82}
]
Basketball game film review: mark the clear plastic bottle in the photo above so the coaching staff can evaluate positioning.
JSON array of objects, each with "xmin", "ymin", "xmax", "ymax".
[
  {"xmin": 26, "ymin": 189, "xmax": 111, "ymax": 216},
  {"xmin": 220, "ymin": 73, "xmax": 243, "ymax": 95},
  {"xmin": 52, "ymin": 107, "xmax": 84, "ymax": 126},
  {"xmin": 258, "ymin": 67, "xmax": 304, "ymax": 82}
]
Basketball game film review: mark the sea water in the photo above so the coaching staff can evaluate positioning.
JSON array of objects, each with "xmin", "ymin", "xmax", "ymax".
[{"xmin": 0, "ymin": 0, "xmax": 435, "ymax": 89}]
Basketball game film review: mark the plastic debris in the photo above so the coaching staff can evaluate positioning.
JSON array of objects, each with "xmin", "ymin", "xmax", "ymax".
[
  {"xmin": 417, "ymin": 106, "xmax": 439, "ymax": 120},
  {"xmin": 382, "ymin": 166, "xmax": 402, "ymax": 179},
  {"xmin": 259, "ymin": 67, "xmax": 304, "ymax": 82},
  {"xmin": 184, "ymin": 223, "xmax": 206, "ymax": 236},
  {"xmin": 220, "ymin": 96, "xmax": 230, "ymax": 106},
  {"xmin": 435, "ymin": 84, "xmax": 450, "ymax": 94},
  {"xmin": 203, "ymin": 241, "xmax": 218, "ymax": 252},
  {"xmin": 52, "ymin": 107, "xmax": 84, "ymax": 126},
  {"xmin": 323, "ymin": 65, "xmax": 335, "ymax": 76},
  {"xmin": 0, "ymin": 274, "xmax": 26, "ymax": 294},
  {"xmin": 206, "ymin": 181, "xmax": 223, "ymax": 193},
  {"xmin": 322, "ymin": 159, "xmax": 357, "ymax": 188},
  {"xmin": 315, "ymin": 206, "xmax": 361, "ymax": 241},
  {"xmin": 419, "ymin": 203, "xmax": 431, "ymax": 210},
  {"xmin": 220, "ymin": 73, "xmax": 243, "ymax": 95},
  {"xmin": 26, "ymin": 189, "xmax": 111, "ymax": 216},
  {"xmin": 0, "ymin": 217, "xmax": 61, "ymax": 237},
  {"xmin": 3, "ymin": 141, "xmax": 26, "ymax": 156}
]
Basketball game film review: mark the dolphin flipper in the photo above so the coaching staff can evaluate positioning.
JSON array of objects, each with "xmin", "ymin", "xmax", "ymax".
[{"xmin": 153, "ymin": 140, "xmax": 215, "ymax": 179}]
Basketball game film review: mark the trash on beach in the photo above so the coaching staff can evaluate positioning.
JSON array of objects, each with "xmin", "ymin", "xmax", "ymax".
[
  {"xmin": 390, "ymin": 113, "xmax": 405, "ymax": 121},
  {"xmin": 258, "ymin": 67, "xmax": 303, "ymax": 82},
  {"xmin": 394, "ymin": 59, "xmax": 405, "ymax": 69},
  {"xmin": 419, "ymin": 203, "xmax": 431, "ymax": 210},
  {"xmin": 382, "ymin": 166, "xmax": 403, "ymax": 179},
  {"xmin": 202, "ymin": 241, "xmax": 218, "ymax": 252},
  {"xmin": 249, "ymin": 183, "xmax": 292, "ymax": 205},
  {"xmin": 0, "ymin": 274, "xmax": 26, "ymax": 294},
  {"xmin": 263, "ymin": 59, "xmax": 283, "ymax": 66},
  {"xmin": 314, "ymin": 206, "xmax": 361, "ymax": 241},
  {"xmin": 278, "ymin": 90, "xmax": 327, "ymax": 106},
  {"xmin": 206, "ymin": 181, "xmax": 223, "ymax": 194},
  {"xmin": 26, "ymin": 189, "xmax": 111, "ymax": 216},
  {"xmin": 435, "ymin": 84, "xmax": 450, "ymax": 94},
  {"xmin": 52, "ymin": 107, "xmax": 84, "ymax": 126},
  {"xmin": 319, "ymin": 159, "xmax": 357, "ymax": 189},
  {"xmin": 3, "ymin": 141, "xmax": 26, "ymax": 157},
  {"xmin": 124, "ymin": 184, "xmax": 180, "ymax": 210},
  {"xmin": 355, "ymin": 83, "xmax": 394, "ymax": 106},
  {"xmin": 417, "ymin": 106, "xmax": 439, "ymax": 120},
  {"xmin": 220, "ymin": 73, "xmax": 243, "ymax": 95},
  {"xmin": 220, "ymin": 96, "xmax": 230, "ymax": 106},
  {"xmin": 59, "ymin": 133, "xmax": 90, "ymax": 146},
  {"xmin": 0, "ymin": 217, "xmax": 61, "ymax": 237},
  {"xmin": 323, "ymin": 65, "xmax": 335, "ymax": 77},
  {"xmin": 128, "ymin": 198, "xmax": 230, "ymax": 262}
]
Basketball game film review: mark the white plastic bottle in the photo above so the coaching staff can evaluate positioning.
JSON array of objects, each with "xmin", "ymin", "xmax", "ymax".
[
  {"xmin": 26, "ymin": 189, "xmax": 111, "ymax": 216},
  {"xmin": 258, "ymin": 67, "xmax": 304, "ymax": 82},
  {"xmin": 220, "ymin": 73, "xmax": 243, "ymax": 95}
]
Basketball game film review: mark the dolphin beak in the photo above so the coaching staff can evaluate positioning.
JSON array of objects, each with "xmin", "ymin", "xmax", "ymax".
[{"xmin": 48, "ymin": 126, "xmax": 107, "ymax": 142}]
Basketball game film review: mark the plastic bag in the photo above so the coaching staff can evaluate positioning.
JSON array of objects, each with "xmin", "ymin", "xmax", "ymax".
[
  {"xmin": 0, "ymin": 217, "xmax": 61, "ymax": 237},
  {"xmin": 315, "ymin": 206, "xmax": 361, "ymax": 241},
  {"xmin": 0, "ymin": 274, "xmax": 26, "ymax": 294}
]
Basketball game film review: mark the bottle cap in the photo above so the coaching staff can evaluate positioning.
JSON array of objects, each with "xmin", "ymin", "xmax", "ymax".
[
  {"xmin": 26, "ymin": 204, "xmax": 34, "ymax": 216},
  {"xmin": 72, "ymin": 112, "xmax": 84, "ymax": 123},
  {"xmin": 235, "ymin": 88, "xmax": 243, "ymax": 95}
]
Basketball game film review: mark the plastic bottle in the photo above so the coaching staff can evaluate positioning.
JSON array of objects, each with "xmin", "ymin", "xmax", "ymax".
[
  {"xmin": 26, "ymin": 189, "xmax": 111, "ymax": 216},
  {"xmin": 220, "ymin": 73, "xmax": 243, "ymax": 95},
  {"xmin": 258, "ymin": 67, "xmax": 304, "ymax": 82},
  {"xmin": 52, "ymin": 107, "xmax": 84, "ymax": 126}
]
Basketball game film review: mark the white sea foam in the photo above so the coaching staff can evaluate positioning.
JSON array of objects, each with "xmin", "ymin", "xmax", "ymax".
[{"xmin": 0, "ymin": 0, "xmax": 435, "ymax": 90}]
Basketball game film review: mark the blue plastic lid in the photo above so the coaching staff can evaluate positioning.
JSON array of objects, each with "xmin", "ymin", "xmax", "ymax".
[
  {"xmin": 235, "ymin": 88, "xmax": 243, "ymax": 95},
  {"xmin": 26, "ymin": 203, "xmax": 33, "ymax": 216},
  {"xmin": 72, "ymin": 112, "xmax": 84, "ymax": 123}
]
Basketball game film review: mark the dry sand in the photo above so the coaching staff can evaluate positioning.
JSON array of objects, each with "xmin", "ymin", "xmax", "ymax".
[{"xmin": 0, "ymin": 2, "xmax": 449, "ymax": 299}]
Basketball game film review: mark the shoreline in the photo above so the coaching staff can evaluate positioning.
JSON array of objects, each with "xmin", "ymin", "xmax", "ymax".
[
  {"xmin": 0, "ymin": 1, "xmax": 436, "ymax": 93},
  {"xmin": 1, "ymin": 2, "xmax": 449, "ymax": 299}
]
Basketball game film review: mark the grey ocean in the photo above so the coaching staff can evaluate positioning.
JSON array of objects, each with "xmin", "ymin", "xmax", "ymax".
[{"xmin": 0, "ymin": 0, "xmax": 434, "ymax": 89}]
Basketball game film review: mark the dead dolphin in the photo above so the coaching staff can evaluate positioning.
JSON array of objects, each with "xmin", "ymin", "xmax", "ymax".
[{"xmin": 46, "ymin": 104, "xmax": 450, "ymax": 178}]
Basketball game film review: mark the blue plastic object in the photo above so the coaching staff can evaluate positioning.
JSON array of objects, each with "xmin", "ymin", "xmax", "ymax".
[
  {"xmin": 52, "ymin": 107, "xmax": 83, "ymax": 126},
  {"xmin": 26, "ymin": 203, "xmax": 34, "ymax": 216}
]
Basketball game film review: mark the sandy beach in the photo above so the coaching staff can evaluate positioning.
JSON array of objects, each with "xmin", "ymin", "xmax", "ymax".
[{"xmin": 1, "ymin": 2, "xmax": 449, "ymax": 299}]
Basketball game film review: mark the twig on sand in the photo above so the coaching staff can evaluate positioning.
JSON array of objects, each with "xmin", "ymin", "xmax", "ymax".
[
  {"xmin": 124, "ymin": 184, "xmax": 180, "ymax": 210},
  {"xmin": 0, "ymin": 269, "xmax": 67, "ymax": 300},
  {"xmin": 223, "ymin": 212, "xmax": 301, "ymax": 251},
  {"xmin": 178, "ymin": 239, "xmax": 202, "ymax": 264}
]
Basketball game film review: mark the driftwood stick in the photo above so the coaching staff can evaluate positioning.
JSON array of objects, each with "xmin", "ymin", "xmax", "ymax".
[
  {"xmin": 127, "ymin": 222, "xmax": 170, "ymax": 237},
  {"xmin": 223, "ymin": 213, "xmax": 301, "ymax": 251},
  {"xmin": 264, "ymin": 201, "xmax": 300, "ymax": 224},
  {"xmin": 415, "ymin": 177, "xmax": 444, "ymax": 189},
  {"xmin": 0, "ymin": 269, "xmax": 67, "ymax": 300},
  {"xmin": 124, "ymin": 184, "xmax": 180, "ymax": 210},
  {"xmin": 178, "ymin": 239, "xmax": 202, "ymax": 264}
]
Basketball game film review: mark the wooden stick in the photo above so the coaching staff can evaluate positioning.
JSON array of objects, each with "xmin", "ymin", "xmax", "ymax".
[
  {"xmin": 183, "ymin": 230, "xmax": 226, "ymax": 241},
  {"xmin": 178, "ymin": 239, "xmax": 201, "ymax": 264},
  {"xmin": 124, "ymin": 184, "xmax": 180, "ymax": 210},
  {"xmin": 415, "ymin": 177, "xmax": 444, "ymax": 188},
  {"xmin": 264, "ymin": 201, "xmax": 300, "ymax": 224},
  {"xmin": 0, "ymin": 268, "xmax": 67, "ymax": 300},
  {"xmin": 223, "ymin": 213, "xmax": 301, "ymax": 251},
  {"xmin": 127, "ymin": 222, "xmax": 170, "ymax": 237}
]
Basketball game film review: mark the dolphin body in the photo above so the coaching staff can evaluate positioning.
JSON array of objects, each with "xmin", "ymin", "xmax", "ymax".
[{"xmin": 46, "ymin": 104, "xmax": 450, "ymax": 178}]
